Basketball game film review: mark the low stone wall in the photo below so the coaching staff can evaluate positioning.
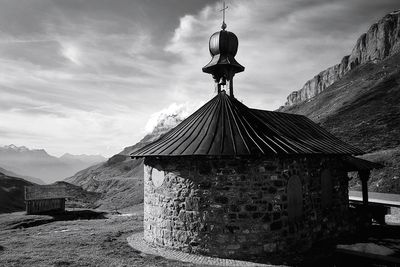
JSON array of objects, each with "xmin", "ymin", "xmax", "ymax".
[{"xmin": 143, "ymin": 156, "xmax": 349, "ymax": 260}]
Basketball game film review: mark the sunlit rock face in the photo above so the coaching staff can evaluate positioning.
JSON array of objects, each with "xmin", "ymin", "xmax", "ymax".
[{"xmin": 285, "ymin": 11, "xmax": 400, "ymax": 106}]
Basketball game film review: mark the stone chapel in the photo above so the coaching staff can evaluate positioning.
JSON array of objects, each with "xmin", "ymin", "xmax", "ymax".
[{"xmin": 131, "ymin": 14, "xmax": 377, "ymax": 261}]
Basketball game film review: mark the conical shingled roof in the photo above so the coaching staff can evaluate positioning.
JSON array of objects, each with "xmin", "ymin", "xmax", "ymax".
[{"xmin": 131, "ymin": 91, "xmax": 363, "ymax": 158}]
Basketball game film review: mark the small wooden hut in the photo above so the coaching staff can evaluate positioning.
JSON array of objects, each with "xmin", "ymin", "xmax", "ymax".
[{"xmin": 25, "ymin": 185, "xmax": 67, "ymax": 214}]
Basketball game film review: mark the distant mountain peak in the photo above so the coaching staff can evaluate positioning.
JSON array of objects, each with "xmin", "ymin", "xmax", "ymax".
[
  {"xmin": 3, "ymin": 144, "xmax": 30, "ymax": 152},
  {"xmin": 0, "ymin": 144, "xmax": 106, "ymax": 183},
  {"xmin": 6, "ymin": 144, "xmax": 17, "ymax": 149},
  {"xmin": 1, "ymin": 144, "xmax": 50, "ymax": 155}
]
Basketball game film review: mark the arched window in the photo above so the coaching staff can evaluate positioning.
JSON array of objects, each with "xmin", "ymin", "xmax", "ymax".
[
  {"xmin": 287, "ymin": 175, "xmax": 303, "ymax": 222},
  {"xmin": 321, "ymin": 169, "xmax": 333, "ymax": 208}
]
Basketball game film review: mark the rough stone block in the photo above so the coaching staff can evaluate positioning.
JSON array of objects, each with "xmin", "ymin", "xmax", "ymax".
[
  {"xmin": 245, "ymin": 205, "xmax": 257, "ymax": 212},
  {"xmin": 252, "ymin": 212, "xmax": 263, "ymax": 219},
  {"xmin": 271, "ymin": 221, "xmax": 282, "ymax": 231},
  {"xmin": 264, "ymin": 243, "xmax": 277, "ymax": 252},
  {"xmin": 185, "ymin": 197, "xmax": 200, "ymax": 211},
  {"xmin": 214, "ymin": 195, "xmax": 229, "ymax": 204},
  {"xmin": 262, "ymin": 213, "xmax": 271, "ymax": 223},
  {"xmin": 226, "ymin": 244, "xmax": 241, "ymax": 250},
  {"xmin": 238, "ymin": 212, "xmax": 249, "ymax": 219}
]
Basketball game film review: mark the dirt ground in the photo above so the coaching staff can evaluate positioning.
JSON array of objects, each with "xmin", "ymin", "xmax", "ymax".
[{"xmin": 0, "ymin": 205, "xmax": 199, "ymax": 267}]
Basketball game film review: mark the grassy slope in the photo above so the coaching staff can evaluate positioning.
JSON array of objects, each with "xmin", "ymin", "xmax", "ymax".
[
  {"xmin": 0, "ymin": 208, "xmax": 200, "ymax": 267},
  {"xmin": 65, "ymin": 157, "xmax": 145, "ymax": 211},
  {"xmin": 53, "ymin": 181, "xmax": 103, "ymax": 209},
  {"xmin": 280, "ymin": 53, "xmax": 400, "ymax": 193},
  {"xmin": 349, "ymin": 147, "xmax": 400, "ymax": 193}
]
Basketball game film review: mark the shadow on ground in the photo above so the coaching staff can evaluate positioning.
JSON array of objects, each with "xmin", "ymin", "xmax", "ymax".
[
  {"xmin": 6, "ymin": 210, "xmax": 107, "ymax": 230},
  {"xmin": 297, "ymin": 224, "xmax": 400, "ymax": 267}
]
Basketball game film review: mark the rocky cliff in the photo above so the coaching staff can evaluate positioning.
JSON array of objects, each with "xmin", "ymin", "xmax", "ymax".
[
  {"xmin": 281, "ymin": 50, "xmax": 400, "ymax": 193},
  {"xmin": 285, "ymin": 10, "xmax": 400, "ymax": 106}
]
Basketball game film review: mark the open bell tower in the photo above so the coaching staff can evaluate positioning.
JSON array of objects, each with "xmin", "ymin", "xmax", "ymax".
[{"xmin": 202, "ymin": 2, "xmax": 244, "ymax": 97}]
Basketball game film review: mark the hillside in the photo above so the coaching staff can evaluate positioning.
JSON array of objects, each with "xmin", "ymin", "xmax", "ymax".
[
  {"xmin": 280, "ymin": 12, "xmax": 400, "ymax": 193},
  {"xmin": 0, "ymin": 172, "xmax": 35, "ymax": 213},
  {"xmin": 280, "ymin": 59, "xmax": 400, "ymax": 194},
  {"xmin": 0, "ymin": 166, "xmax": 45, "ymax": 185},
  {"xmin": 0, "ymin": 145, "xmax": 106, "ymax": 184},
  {"xmin": 280, "ymin": 53, "xmax": 400, "ymax": 153},
  {"xmin": 65, "ymin": 114, "xmax": 181, "ymax": 210},
  {"xmin": 52, "ymin": 181, "xmax": 102, "ymax": 209},
  {"xmin": 349, "ymin": 147, "xmax": 400, "ymax": 193}
]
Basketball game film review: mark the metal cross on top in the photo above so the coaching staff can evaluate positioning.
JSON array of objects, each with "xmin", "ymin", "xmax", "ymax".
[{"xmin": 220, "ymin": 1, "xmax": 228, "ymax": 30}]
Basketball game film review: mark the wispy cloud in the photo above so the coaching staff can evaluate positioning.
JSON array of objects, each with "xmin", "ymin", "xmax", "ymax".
[
  {"xmin": 0, "ymin": 0, "xmax": 398, "ymax": 157},
  {"xmin": 60, "ymin": 42, "xmax": 82, "ymax": 65},
  {"xmin": 144, "ymin": 102, "xmax": 202, "ymax": 134}
]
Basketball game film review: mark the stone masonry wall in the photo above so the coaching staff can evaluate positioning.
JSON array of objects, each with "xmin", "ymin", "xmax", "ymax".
[{"xmin": 143, "ymin": 156, "xmax": 349, "ymax": 260}]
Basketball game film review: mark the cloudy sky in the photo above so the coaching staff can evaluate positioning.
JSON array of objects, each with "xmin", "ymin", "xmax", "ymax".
[{"xmin": 0, "ymin": 0, "xmax": 398, "ymax": 157}]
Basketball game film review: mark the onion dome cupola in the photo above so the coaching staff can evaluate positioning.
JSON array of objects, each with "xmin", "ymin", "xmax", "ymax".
[{"xmin": 202, "ymin": 5, "xmax": 244, "ymax": 97}]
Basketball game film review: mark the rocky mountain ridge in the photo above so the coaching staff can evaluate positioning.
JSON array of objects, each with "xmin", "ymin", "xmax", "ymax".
[
  {"xmin": 0, "ymin": 144, "xmax": 106, "ymax": 184},
  {"xmin": 285, "ymin": 10, "xmax": 400, "ymax": 106}
]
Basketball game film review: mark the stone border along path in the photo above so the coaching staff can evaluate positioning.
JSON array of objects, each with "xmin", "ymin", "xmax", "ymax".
[{"xmin": 127, "ymin": 232, "xmax": 284, "ymax": 267}]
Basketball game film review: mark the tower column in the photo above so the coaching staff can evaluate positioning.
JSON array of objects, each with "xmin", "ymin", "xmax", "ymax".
[
  {"xmin": 229, "ymin": 79, "xmax": 234, "ymax": 97},
  {"xmin": 359, "ymin": 170, "xmax": 370, "ymax": 206}
]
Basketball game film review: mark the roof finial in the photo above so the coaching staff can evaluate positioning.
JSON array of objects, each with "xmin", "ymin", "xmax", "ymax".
[{"xmin": 220, "ymin": 1, "xmax": 228, "ymax": 30}]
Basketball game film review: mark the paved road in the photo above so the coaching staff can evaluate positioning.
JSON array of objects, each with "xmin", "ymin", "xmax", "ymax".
[{"xmin": 349, "ymin": 191, "xmax": 400, "ymax": 207}]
